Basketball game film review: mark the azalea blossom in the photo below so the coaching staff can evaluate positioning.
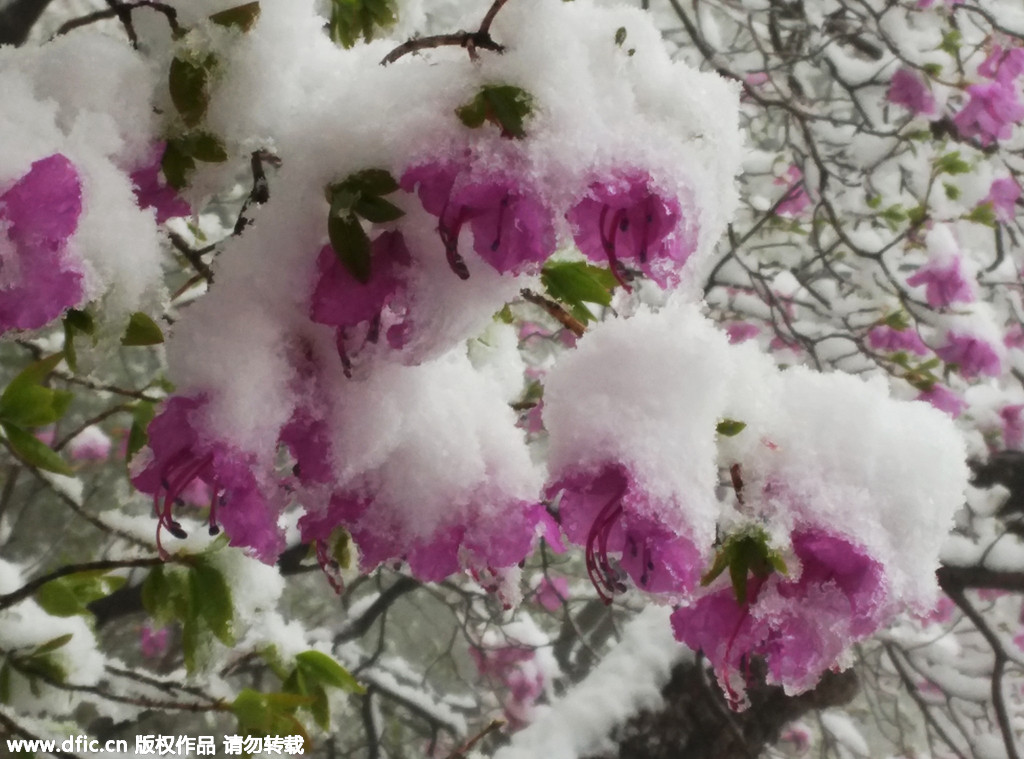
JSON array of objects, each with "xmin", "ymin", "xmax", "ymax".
[
  {"xmin": 985, "ymin": 177, "xmax": 1021, "ymax": 224},
  {"xmin": 671, "ymin": 529, "xmax": 887, "ymax": 707},
  {"xmin": 309, "ymin": 230, "xmax": 413, "ymax": 362},
  {"xmin": 867, "ymin": 325, "xmax": 930, "ymax": 356},
  {"xmin": 566, "ymin": 170, "xmax": 690, "ymax": 288},
  {"xmin": 953, "ymin": 81, "xmax": 1024, "ymax": 146},
  {"xmin": 906, "ymin": 258, "xmax": 973, "ymax": 308},
  {"xmin": 916, "ymin": 384, "xmax": 967, "ymax": 418},
  {"xmin": 132, "ymin": 395, "xmax": 285, "ymax": 562},
  {"xmin": 935, "ymin": 332, "xmax": 1002, "ymax": 378},
  {"xmin": 978, "ymin": 45, "xmax": 1024, "ymax": 84},
  {"xmin": 130, "ymin": 143, "xmax": 191, "ymax": 224},
  {"xmin": 0, "ymin": 154, "xmax": 84, "ymax": 333},
  {"xmin": 299, "ymin": 491, "xmax": 552, "ymax": 583},
  {"xmin": 401, "ymin": 160, "xmax": 555, "ymax": 277},
  {"xmin": 549, "ymin": 463, "xmax": 704, "ymax": 602},
  {"xmin": 887, "ymin": 68, "xmax": 936, "ymax": 117}
]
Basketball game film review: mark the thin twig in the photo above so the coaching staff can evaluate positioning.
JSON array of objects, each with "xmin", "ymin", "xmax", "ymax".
[
  {"xmin": 54, "ymin": 0, "xmax": 181, "ymax": 40},
  {"xmin": 0, "ymin": 557, "xmax": 165, "ymax": 609},
  {"xmin": 380, "ymin": 0, "xmax": 512, "ymax": 65}
]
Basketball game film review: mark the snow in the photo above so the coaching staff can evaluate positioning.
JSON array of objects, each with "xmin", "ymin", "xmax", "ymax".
[{"xmin": 492, "ymin": 606, "xmax": 688, "ymax": 759}]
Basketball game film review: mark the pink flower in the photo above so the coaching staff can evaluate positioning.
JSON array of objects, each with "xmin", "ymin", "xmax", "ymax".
[
  {"xmin": 953, "ymin": 81, "xmax": 1024, "ymax": 146},
  {"xmin": 726, "ymin": 322, "xmax": 760, "ymax": 344},
  {"xmin": 310, "ymin": 231, "xmax": 413, "ymax": 361},
  {"xmin": 1000, "ymin": 405, "xmax": 1024, "ymax": 449},
  {"xmin": 773, "ymin": 166, "xmax": 811, "ymax": 218},
  {"xmin": 139, "ymin": 624, "xmax": 170, "ymax": 659},
  {"xmin": 535, "ymin": 576, "xmax": 569, "ymax": 611},
  {"xmin": 978, "ymin": 45, "xmax": 1024, "ymax": 84},
  {"xmin": 906, "ymin": 259, "xmax": 973, "ymax": 308},
  {"xmin": 1005, "ymin": 324, "xmax": 1024, "ymax": 350},
  {"xmin": 935, "ymin": 332, "xmax": 1002, "ymax": 378},
  {"xmin": 916, "ymin": 384, "xmax": 967, "ymax": 418},
  {"xmin": 401, "ymin": 160, "xmax": 555, "ymax": 277},
  {"xmin": 887, "ymin": 69, "xmax": 936, "ymax": 116},
  {"xmin": 867, "ymin": 326, "xmax": 929, "ymax": 356},
  {"xmin": 985, "ymin": 177, "xmax": 1021, "ymax": 224},
  {"xmin": 131, "ymin": 396, "xmax": 285, "ymax": 562},
  {"xmin": 470, "ymin": 644, "xmax": 544, "ymax": 727},
  {"xmin": 671, "ymin": 530, "xmax": 886, "ymax": 707},
  {"xmin": 549, "ymin": 463, "xmax": 704, "ymax": 602},
  {"xmin": 0, "ymin": 154, "xmax": 84, "ymax": 333},
  {"xmin": 566, "ymin": 171, "xmax": 691, "ymax": 288},
  {"xmin": 300, "ymin": 492, "xmax": 552, "ymax": 583},
  {"xmin": 130, "ymin": 144, "xmax": 191, "ymax": 224},
  {"xmin": 68, "ymin": 426, "xmax": 112, "ymax": 461}
]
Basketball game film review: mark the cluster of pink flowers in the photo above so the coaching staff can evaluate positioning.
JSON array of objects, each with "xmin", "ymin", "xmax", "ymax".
[
  {"xmin": 954, "ymin": 44, "xmax": 1024, "ymax": 145},
  {"xmin": 672, "ymin": 530, "xmax": 887, "ymax": 705},
  {"xmin": 132, "ymin": 396, "xmax": 285, "ymax": 562},
  {"xmin": 0, "ymin": 154, "xmax": 84, "ymax": 334}
]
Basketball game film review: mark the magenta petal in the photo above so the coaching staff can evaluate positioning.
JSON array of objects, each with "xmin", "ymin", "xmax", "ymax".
[
  {"xmin": 566, "ymin": 171, "xmax": 690, "ymax": 287},
  {"xmin": 0, "ymin": 154, "xmax": 84, "ymax": 332},
  {"xmin": 130, "ymin": 143, "xmax": 191, "ymax": 223},
  {"xmin": 310, "ymin": 231, "xmax": 411, "ymax": 329}
]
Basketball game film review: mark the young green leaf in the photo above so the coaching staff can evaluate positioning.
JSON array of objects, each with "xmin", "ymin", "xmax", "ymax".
[
  {"xmin": 169, "ymin": 56, "xmax": 214, "ymax": 127},
  {"xmin": 127, "ymin": 401, "xmax": 157, "ymax": 463},
  {"xmin": 2, "ymin": 424, "xmax": 72, "ymax": 475},
  {"xmin": 456, "ymin": 85, "xmax": 534, "ymax": 140},
  {"xmin": 122, "ymin": 313, "xmax": 165, "ymax": 346},
  {"xmin": 716, "ymin": 419, "xmax": 747, "ymax": 437},
  {"xmin": 540, "ymin": 260, "xmax": 617, "ymax": 324},
  {"xmin": 328, "ymin": 215, "xmax": 372, "ymax": 284},
  {"xmin": 295, "ymin": 650, "xmax": 364, "ymax": 693}
]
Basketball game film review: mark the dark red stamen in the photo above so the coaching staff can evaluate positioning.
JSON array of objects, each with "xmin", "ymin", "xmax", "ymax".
[
  {"xmin": 585, "ymin": 481, "xmax": 628, "ymax": 604},
  {"xmin": 439, "ymin": 209, "xmax": 471, "ymax": 280},
  {"xmin": 491, "ymin": 194, "xmax": 510, "ymax": 252},
  {"xmin": 598, "ymin": 206, "xmax": 632, "ymax": 291}
]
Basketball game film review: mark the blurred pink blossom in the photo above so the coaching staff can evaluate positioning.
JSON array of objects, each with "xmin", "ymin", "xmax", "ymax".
[
  {"xmin": 985, "ymin": 177, "xmax": 1021, "ymax": 224},
  {"xmin": 953, "ymin": 81, "xmax": 1024, "ymax": 146},
  {"xmin": 887, "ymin": 69, "xmax": 936, "ymax": 116},
  {"xmin": 916, "ymin": 384, "xmax": 967, "ymax": 418}
]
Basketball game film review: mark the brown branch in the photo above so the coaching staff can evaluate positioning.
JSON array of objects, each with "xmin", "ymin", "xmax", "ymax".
[
  {"xmin": 0, "ymin": 710, "xmax": 81, "ymax": 759},
  {"xmin": 380, "ymin": 0, "xmax": 512, "ymax": 65},
  {"xmin": 446, "ymin": 719, "xmax": 505, "ymax": 758},
  {"xmin": 939, "ymin": 577, "xmax": 1021, "ymax": 759},
  {"xmin": 520, "ymin": 289, "xmax": 586, "ymax": 338},
  {"xmin": 937, "ymin": 565, "xmax": 1024, "ymax": 593},
  {"xmin": 54, "ymin": 1, "xmax": 181, "ymax": 40}
]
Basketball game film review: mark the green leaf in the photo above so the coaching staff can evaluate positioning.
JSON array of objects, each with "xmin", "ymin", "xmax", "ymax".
[
  {"xmin": 209, "ymin": 1, "xmax": 261, "ymax": 30},
  {"xmin": 2, "ymin": 424, "xmax": 72, "ymax": 475},
  {"xmin": 866, "ymin": 195, "xmax": 881, "ymax": 209},
  {"xmin": 943, "ymin": 182, "xmax": 961, "ymax": 200},
  {"xmin": 232, "ymin": 688, "xmax": 312, "ymax": 741},
  {"xmin": 456, "ymin": 85, "xmax": 534, "ymax": 139},
  {"xmin": 340, "ymin": 168, "xmax": 400, "ymax": 197},
  {"xmin": 310, "ymin": 685, "xmax": 330, "ymax": 730},
  {"xmin": 168, "ymin": 56, "xmax": 214, "ymax": 127},
  {"xmin": 64, "ymin": 309, "xmax": 95, "ymax": 336},
  {"xmin": 190, "ymin": 561, "xmax": 234, "ymax": 645},
  {"xmin": 122, "ymin": 313, "xmax": 165, "ymax": 346},
  {"xmin": 352, "ymin": 195, "xmax": 404, "ymax": 224},
  {"xmin": 541, "ymin": 260, "xmax": 617, "ymax": 324},
  {"xmin": 181, "ymin": 131, "xmax": 228, "ymax": 163},
  {"xmin": 939, "ymin": 29, "xmax": 961, "ymax": 57},
  {"xmin": 127, "ymin": 401, "xmax": 156, "ymax": 463},
  {"xmin": 161, "ymin": 139, "xmax": 196, "ymax": 190},
  {"xmin": 33, "ymin": 634, "xmax": 74, "ymax": 655},
  {"xmin": 328, "ymin": 215, "xmax": 372, "ymax": 284},
  {"xmin": 328, "ymin": 0, "xmax": 397, "ymax": 47},
  {"xmin": 35, "ymin": 582, "xmax": 84, "ymax": 617},
  {"xmin": 882, "ymin": 311, "xmax": 910, "ymax": 330},
  {"xmin": 935, "ymin": 151, "xmax": 970, "ymax": 176},
  {"xmin": 716, "ymin": 419, "xmax": 747, "ymax": 437},
  {"xmin": 614, "ymin": 27, "xmax": 627, "ymax": 46},
  {"xmin": 700, "ymin": 548, "xmax": 731, "ymax": 587},
  {"xmin": 965, "ymin": 203, "xmax": 997, "ymax": 228},
  {"xmin": 729, "ymin": 552, "xmax": 749, "ymax": 605},
  {"xmin": 295, "ymin": 650, "xmax": 364, "ymax": 693},
  {"xmin": 922, "ymin": 62, "xmax": 943, "ymax": 77}
]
